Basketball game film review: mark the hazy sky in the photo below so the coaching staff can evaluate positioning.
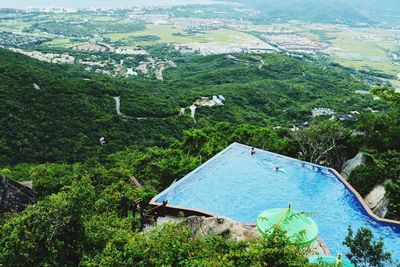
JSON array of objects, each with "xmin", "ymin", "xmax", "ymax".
[{"xmin": 0, "ymin": 0, "xmax": 218, "ymax": 9}]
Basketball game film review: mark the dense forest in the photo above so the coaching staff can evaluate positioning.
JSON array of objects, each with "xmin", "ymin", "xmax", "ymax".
[
  {"xmin": 1, "ymin": 120, "xmax": 397, "ymax": 266},
  {"xmin": 0, "ymin": 48, "xmax": 384, "ymax": 164},
  {"xmin": 0, "ymin": 47, "xmax": 399, "ymax": 266}
]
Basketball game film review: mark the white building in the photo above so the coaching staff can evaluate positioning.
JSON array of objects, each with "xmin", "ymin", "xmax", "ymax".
[{"xmin": 312, "ymin": 108, "xmax": 335, "ymax": 117}]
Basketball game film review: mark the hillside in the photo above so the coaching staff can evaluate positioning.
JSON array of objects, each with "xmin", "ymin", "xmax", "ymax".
[
  {"xmin": 1, "ymin": 47, "xmax": 399, "ymax": 266},
  {"xmin": 0, "ymin": 48, "xmax": 190, "ymax": 164},
  {"xmin": 1, "ymin": 2, "xmax": 400, "ymax": 265},
  {"xmin": 0, "ymin": 48, "xmax": 384, "ymax": 165},
  {"xmin": 235, "ymin": 0, "xmax": 400, "ymax": 26}
]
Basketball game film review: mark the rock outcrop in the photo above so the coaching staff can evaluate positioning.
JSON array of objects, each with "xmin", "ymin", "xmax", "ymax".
[
  {"xmin": 341, "ymin": 152, "xmax": 367, "ymax": 179},
  {"xmin": 0, "ymin": 175, "xmax": 36, "ymax": 215},
  {"xmin": 182, "ymin": 216, "xmax": 261, "ymax": 241},
  {"xmin": 181, "ymin": 216, "xmax": 330, "ymax": 255},
  {"xmin": 364, "ymin": 184, "xmax": 388, "ymax": 218}
]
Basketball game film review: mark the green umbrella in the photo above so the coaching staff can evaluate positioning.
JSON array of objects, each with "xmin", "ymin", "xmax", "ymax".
[
  {"xmin": 256, "ymin": 204, "xmax": 318, "ymax": 246},
  {"xmin": 309, "ymin": 254, "xmax": 354, "ymax": 267}
]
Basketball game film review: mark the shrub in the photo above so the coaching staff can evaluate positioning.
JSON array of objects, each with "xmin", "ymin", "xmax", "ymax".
[
  {"xmin": 343, "ymin": 226, "xmax": 392, "ymax": 267},
  {"xmin": 348, "ymin": 165, "xmax": 382, "ymax": 197}
]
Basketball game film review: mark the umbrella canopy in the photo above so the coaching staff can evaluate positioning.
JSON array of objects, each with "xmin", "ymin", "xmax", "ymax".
[
  {"xmin": 308, "ymin": 255, "xmax": 354, "ymax": 267},
  {"xmin": 256, "ymin": 204, "xmax": 318, "ymax": 246}
]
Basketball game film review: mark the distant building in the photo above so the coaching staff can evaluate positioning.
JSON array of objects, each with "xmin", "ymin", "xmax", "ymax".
[
  {"xmin": 330, "ymin": 114, "xmax": 358, "ymax": 121},
  {"xmin": 290, "ymin": 120, "xmax": 309, "ymax": 131},
  {"xmin": 176, "ymin": 45, "xmax": 194, "ymax": 53},
  {"xmin": 312, "ymin": 108, "xmax": 335, "ymax": 117},
  {"xmin": 126, "ymin": 68, "xmax": 137, "ymax": 76},
  {"xmin": 245, "ymin": 47, "xmax": 276, "ymax": 54},
  {"xmin": 213, "ymin": 96, "xmax": 224, "ymax": 105}
]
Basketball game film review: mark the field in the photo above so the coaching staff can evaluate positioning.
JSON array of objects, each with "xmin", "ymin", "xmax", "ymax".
[
  {"xmin": 1, "ymin": 9, "xmax": 400, "ymax": 84},
  {"xmin": 326, "ymin": 27, "xmax": 400, "ymax": 76},
  {"xmin": 45, "ymin": 38, "xmax": 78, "ymax": 47},
  {"xmin": 386, "ymin": 79, "xmax": 400, "ymax": 88},
  {"xmin": 247, "ymin": 22, "xmax": 400, "ymax": 78},
  {"xmin": 105, "ymin": 24, "xmax": 260, "ymax": 47},
  {"xmin": 0, "ymin": 20, "xmax": 33, "ymax": 32}
]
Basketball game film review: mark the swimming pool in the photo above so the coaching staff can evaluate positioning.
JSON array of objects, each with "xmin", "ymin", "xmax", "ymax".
[{"xmin": 153, "ymin": 143, "xmax": 400, "ymax": 263}]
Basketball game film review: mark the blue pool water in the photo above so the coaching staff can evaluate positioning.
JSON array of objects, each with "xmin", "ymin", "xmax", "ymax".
[{"xmin": 155, "ymin": 143, "xmax": 400, "ymax": 263}]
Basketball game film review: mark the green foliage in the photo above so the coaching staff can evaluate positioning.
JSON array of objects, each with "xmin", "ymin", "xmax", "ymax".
[
  {"xmin": 348, "ymin": 165, "xmax": 382, "ymax": 197},
  {"xmin": 0, "ymin": 159, "xmax": 313, "ymax": 266},
  {"xmin": 0, "ymin": 48, "xmax": 375, "ymax": 165},
  {"xmin": 385, "ymin": 179, "xmax": 400, "ymax": 220},
  {"xmin": 293, "ymin": 120, "xmax": 352, "ymax": 168},
  {"xmin": 31, "ymin": 163, "xmax": 84, "ymax": 197},
  {"xmin": 353, "ymin": 86, "xmax": 400, "ymax": 219},
  {"xmin": 249, "ymin": 228, "xmax": 311, "ymax": 266},
  {"xmin": 356, "ymin": 112, "xmax": 400, "ymax": 152},
  {"xmin": 343, "ymin": 226, "xmax": 392, "ymax": 267},
  {"xmin": 1, "ymin": 42, "xmax": 399, "ymax": 266},
  {"xmin": 0, "ymin": 163, "xmax": 37, "ymax": 182},
  {"xmin": 371, "ymin": 86, "xmax": 400, "ymax": 107},
  {"xmin": 348, "ymin": 150, "xmax": 400, "ymax": 199},
  {"xmin": 83, "ymin": 213, "xmax": 132, "ymax": 259},
  {"xmin": 107, "ymin": 122, "xmax": 293, "ymax": 190},
  {"xmin": 0, "ymin": 120, "xmax": 313, "ymax": 266},
  {"xmin": 84, "ymin": 224, "xmax": 310, "ymax": 267},
  {"xmin": 357, "ymin": 87, "xmax": 400, "ymax": 152},
  {"xmin": 179, "ymin": 122, "xmax": 293, "ymax": 158},
  {"xmin": 4, "ymin": 121, "xmax": 294, "ymax": 196},
  {"xmin": 0, "ymin": 48, "xmax": 185, "ymax": 165},
  {"xmin": 113, "ymin": 147, "xmax": 201, "ymax": 190},
  {"xmin": 0, "ymin": 178, "xmax": 95, "ymax": 266},
  {"xmin": 0, "ymin": 171, "xmax": 155, "ymax": 266}
]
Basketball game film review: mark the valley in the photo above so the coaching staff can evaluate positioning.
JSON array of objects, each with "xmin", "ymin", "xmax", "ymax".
[
  {"xmin": 1, "ymin": 1, "xmax": 400, "ymax": 266},
  {"xmin": 1, "ymin": 5, "xmax": 400, "ymax": 85}
]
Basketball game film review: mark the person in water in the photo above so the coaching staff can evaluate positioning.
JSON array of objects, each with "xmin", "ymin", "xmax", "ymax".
[
  {"xmin": 275, "ymin": 167, "xmax": 286, "ymax": 173},
  {"xmin": 250, "ymin": 147, "xmax": 256, "ymax": 155}
]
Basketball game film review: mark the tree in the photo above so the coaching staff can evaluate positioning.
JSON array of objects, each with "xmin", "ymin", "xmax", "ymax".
[
  {"xmin": 85, "ymin": 223, "xmax": 311, "ymax": 267},
  {"xmin": 385, "ymin": 179, "xmax": 400, "ymax": 220},
  {"xmin": 292, "ymin": 121, "xmax": 350, "ymax": 168},
  {"xmin": 249, "ymin": 228, "xmax": 310, "ymax": 267},
  {"xmin": 343, "ymin": 226, "xmax": 392, "ymax": 267},
  {"xmin": 371, "ymin": 86, "xmax": 400, "ymax": 107},
  {"xmin": 348, "ymin": 165, "xmax": 382, "ymax": 197},
  {"xmin": 0, "ymin": 178, "xmax": 95, "ymax": 266}
]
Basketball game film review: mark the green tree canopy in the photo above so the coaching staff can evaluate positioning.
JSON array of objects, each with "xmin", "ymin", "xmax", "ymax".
[{"xmin": 343, "ymin": 226, "xmax": 392, "ymax": 267}]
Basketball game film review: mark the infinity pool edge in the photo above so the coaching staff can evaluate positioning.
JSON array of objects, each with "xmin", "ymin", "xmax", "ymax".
[{"xmin": 149, "ymin": 143, "xmax": 400, "ymax": 227}]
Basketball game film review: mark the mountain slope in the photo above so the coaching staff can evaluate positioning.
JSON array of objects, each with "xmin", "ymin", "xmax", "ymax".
[
  {"xmin": 0, "ymin": 48, "xmax": 380, "ymax": 165},
  {"xmin": 235, "ymin": 0, "xmax": 400, "ymax": 26},
  {"xmin": 0, "ymin": 48, "xmax": 187, "ymax": 164}
]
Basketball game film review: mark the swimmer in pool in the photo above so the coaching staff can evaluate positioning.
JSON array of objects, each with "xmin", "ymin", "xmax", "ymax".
[
  {"xmin": 250, "ymin": 147, "xmax": 256, "ymax": 156},
  {"xmin": 274, "ymin": 167, "xmax": 286, "ymax": 173}
]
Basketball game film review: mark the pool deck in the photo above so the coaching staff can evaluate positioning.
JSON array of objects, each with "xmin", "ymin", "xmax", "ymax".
[{"xmin": 149, "ymin": 143, "xmax": 400, "ymax": 226}]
